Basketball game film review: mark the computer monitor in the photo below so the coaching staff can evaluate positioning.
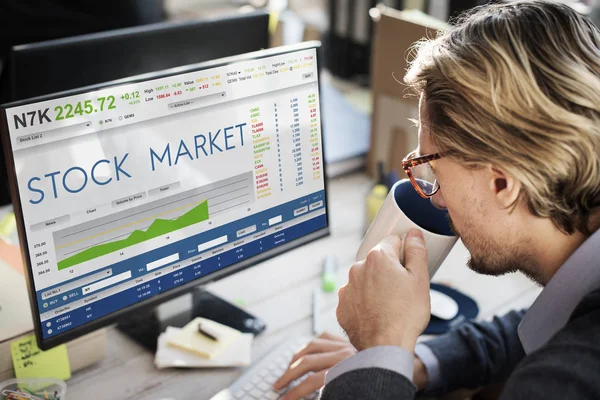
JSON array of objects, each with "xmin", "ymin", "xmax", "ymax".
[
  {"xmin": 1, "ymin": 42, "xmax": 329, "ymax": 350},
  {"xmin": 9, "ymin": 11, "xmax": 270, "ymax": 101}
]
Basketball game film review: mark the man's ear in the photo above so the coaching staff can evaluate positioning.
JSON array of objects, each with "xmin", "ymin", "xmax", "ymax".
[{"xmin": 489, "ymin": 166, "xmax": 521, "ymax": 208}]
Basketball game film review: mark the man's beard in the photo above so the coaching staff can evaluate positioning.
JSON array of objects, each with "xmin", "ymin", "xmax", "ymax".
[{"xmin": 446, "ymin": 214, "xmax": 542, "ymax": 282}]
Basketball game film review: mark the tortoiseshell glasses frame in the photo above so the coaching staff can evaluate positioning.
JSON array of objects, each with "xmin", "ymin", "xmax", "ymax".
[{"xmin": 401, "ymin": 150, "xmax": 443, "ymax": 198}]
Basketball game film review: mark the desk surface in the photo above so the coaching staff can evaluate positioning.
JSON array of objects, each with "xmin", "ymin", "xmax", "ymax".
[{"xmin": 67, "ymin": 172, "xmax": 541, "ymax": 400}]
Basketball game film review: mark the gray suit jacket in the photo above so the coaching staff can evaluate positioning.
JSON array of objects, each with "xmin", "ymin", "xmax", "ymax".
[{"xmin": 320, "ymin": 288, "xmax": 600, "ymax": 399}]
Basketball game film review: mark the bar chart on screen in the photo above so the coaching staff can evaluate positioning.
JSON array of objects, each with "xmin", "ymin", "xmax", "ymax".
[{"xmin": 53, "ymin": 172, "xmax": 254, "ymax": 271}]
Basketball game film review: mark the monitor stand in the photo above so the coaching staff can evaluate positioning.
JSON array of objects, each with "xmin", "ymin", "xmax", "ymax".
[{"xmin": 116, "ymin": 287, "xmax": 266, "ymax": 351}]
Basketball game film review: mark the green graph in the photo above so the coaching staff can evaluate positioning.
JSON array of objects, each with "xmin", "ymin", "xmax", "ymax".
[{"xmin": 57, "ymin": 200, "xmax": 209, "ymax": 270}]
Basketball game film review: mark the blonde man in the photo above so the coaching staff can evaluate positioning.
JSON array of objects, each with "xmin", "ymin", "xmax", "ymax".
[{"xmin": 273, "ymin": 1, "xmax": 600, "ymax": 398}]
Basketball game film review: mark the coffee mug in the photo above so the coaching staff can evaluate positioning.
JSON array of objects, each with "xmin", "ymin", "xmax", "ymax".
[{"xmin": 356, "ymin": 179, "xmax": 458, "ymax": 278}]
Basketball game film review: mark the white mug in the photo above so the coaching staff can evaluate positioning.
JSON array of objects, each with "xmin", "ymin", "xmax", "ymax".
[{"xmin": 357, "ymin": 179, "xmax": 458, "ymax": 278}]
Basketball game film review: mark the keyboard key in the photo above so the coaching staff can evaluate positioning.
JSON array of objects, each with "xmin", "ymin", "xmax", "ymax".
[
  {"xmin": 265, "ymin": 391, "xmax": 280, "ymax": 400},
  {"xmin": 210, "ymin": 337, "xmax": 314, "ymax": 400},
  {"xmin": 277, "ymin": 361, "xmax": 288, "ymax": 370}
]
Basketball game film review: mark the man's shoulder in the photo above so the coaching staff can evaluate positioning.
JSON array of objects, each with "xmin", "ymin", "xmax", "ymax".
[
  {"xmin": 501, "ymin": 287, "xmax": 600, "ymax": 399},
  {"xmin": 569, "ymin": 286, "xmax": 600, "ymax": 323},
  {"xmin": 547, "ymin": 286, "xmax": 600, "ymax": 347}
]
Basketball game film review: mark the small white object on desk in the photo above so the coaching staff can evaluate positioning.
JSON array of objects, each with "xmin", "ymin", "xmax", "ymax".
[
  {"xmin": 430, "ymin": 289, "xmax": 459, "ymax": 320},
  {"xmin": 155, "ymin": 327, "xmax": 253, "ymax": 369}
]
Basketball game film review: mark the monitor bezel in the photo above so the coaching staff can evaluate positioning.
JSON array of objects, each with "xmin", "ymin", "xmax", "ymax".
[
  {"xmin": 1, "ymin": 41, "xmax": 330, "ymax": 350},
  {"xmin": 8, "ymin": 10, "xmax": 270, "ymax": 101}
]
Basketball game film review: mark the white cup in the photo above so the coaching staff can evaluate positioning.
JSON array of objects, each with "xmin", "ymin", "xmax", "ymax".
[{"xmin": 357, "ymin": 179, "xmax": 458, "ymax": 278}]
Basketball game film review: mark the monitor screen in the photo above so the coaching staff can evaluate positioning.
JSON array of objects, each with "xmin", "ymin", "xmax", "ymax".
[{"xmin": 1, "ymin": 43, "xmax": 328, "ymax": 349}]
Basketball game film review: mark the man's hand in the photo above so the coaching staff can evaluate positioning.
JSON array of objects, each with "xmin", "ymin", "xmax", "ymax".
[
  {"xmin": 336, "ymin": 229, "xmax": 431, "ymax": 352},
  {"xmin": 273, "ymin": 332, "xmax": 356, "ymax": 400}
]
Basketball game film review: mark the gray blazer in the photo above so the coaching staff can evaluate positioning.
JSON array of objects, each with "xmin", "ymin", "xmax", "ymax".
[{"xmin": 320, "ymin": 287, "xmax": 600, "ymax": 399}]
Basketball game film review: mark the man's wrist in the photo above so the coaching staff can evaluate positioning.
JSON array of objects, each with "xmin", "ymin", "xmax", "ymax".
[
  {"xmin": 414, "ymin": 343, "xmax": 442, "ymax": 393},
  {"xmin": 361, "ymin": 332, "xmax": 418, "ymax": 353},
  {"xmin": 325, "ymin": 346, "xmax": 416, "ymax": 386},
  {"xmin": 413, "ymin": 355, "xmax": 429, "ymax": 391}
]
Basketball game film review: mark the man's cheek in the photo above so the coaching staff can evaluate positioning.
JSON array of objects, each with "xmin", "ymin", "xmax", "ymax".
[{"xmin": 446, "ymin": 210, "xmax": 461, "ymax": 237}]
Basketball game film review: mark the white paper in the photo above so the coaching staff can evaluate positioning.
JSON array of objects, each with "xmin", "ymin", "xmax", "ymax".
[{"xmin": 154, "ymin": 326, "xmax": 253, "ymax": 369}]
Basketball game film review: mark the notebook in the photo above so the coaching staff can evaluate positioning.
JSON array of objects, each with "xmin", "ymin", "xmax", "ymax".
[{"xmin": 156, "ymin": 326, "xmax": 252, "ymax": 369}]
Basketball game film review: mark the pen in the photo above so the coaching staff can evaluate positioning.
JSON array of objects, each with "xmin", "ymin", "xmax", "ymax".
[
  {"xmin": 312, "ymin": 288, "xmax": 321, "ymax": 335},
  {"xmin": 197, "ymin": 323, "xmax": 219, "ymax": 341}
]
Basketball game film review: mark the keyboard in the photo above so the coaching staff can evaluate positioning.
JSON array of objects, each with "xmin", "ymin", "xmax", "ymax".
[{"xmin": 210, "ymin": 336, "xmax": 319, "ymax": 400}]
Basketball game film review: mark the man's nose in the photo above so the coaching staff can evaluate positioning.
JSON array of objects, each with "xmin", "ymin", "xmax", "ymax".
[{"xmin": 430, "ymin": 190, "xmax": 447, "ymax": 210}]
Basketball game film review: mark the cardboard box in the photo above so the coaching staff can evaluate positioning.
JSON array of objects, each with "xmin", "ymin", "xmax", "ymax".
[{"xmin": 367, "ymin": 7, "xmax": 449, "ymax": 176}]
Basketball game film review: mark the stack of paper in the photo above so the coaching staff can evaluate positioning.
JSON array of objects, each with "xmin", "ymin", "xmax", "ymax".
[{"xmin": 155, "ymin": 318, "xmax": 253, "ymax": 369}]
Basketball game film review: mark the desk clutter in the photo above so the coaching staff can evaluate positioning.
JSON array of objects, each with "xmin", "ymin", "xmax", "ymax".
[
  {"xmin": 0, "ymin": 378, "xmax": 66, "ymax": 400},
  {"xmin": 154, "ymin": 318, "xmax": 253, "ymax": 369}
]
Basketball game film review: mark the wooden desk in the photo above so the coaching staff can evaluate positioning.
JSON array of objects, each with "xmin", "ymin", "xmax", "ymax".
[{"xmin": 66, "ymin": 172, "xmax": 541, "ymax": 399}]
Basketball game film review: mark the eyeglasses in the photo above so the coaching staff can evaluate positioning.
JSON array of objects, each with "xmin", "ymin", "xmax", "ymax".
[{"xmin": 401, "ymin": 150, "xmax": 443, "ymax": 198}]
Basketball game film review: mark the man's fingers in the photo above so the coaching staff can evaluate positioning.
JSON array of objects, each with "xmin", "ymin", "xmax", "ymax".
[
  {"xmin": 336, "ymin": 284, "xmax": 351, "ymax": 333},
  {"xmin": 373, "ymin": 235, "xmax": 403, "ymax": 261},
  {"xmin": 318, "ymin": 332, "xmax": 347, "ymax": 342},
  {"xmin": 280, "ymin": 370, "xmax": 326, "ymax": 400},
  {"xmin": 274, "ymin": 351, "xmax": 349, "ymax": 390},
  {"xmin": 289, "ymin": 338, "xmax": 350, "ymax": 366},
  {"xmin": 274, "ymin": 365, "xmax": 302, "ymax": 391},
  {"xmin": 403, "ymin": 229, "xmax": 429, "ymax": 279}
]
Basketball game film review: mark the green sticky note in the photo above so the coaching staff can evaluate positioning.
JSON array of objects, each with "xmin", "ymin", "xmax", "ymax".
[{"xmin": 11, "ymin": 335, "xmax": 71, "ymax": 381}]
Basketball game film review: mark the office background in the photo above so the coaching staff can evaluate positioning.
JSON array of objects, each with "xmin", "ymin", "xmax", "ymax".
[{"xmin": 0, "ymin": 0, "xmax": 596, "ymax": 398}]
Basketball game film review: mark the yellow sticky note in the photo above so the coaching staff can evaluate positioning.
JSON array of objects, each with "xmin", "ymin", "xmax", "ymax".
[
  {"xmin": 0, "ymin": 212, "xmax": 16, "ymax": 239},
  {"xmin": 11, "ymin": 335, "xmax": 71, "ymax": 381},
  {"xmin": 269, "ymin": 12, "xmax": 280, "ymax": 35}
]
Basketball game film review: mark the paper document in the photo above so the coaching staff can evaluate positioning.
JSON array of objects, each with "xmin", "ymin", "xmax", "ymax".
[
  {"xmin": 167, "ymin": 317, "xmax": 243, "ymax": 359},
  {"xmin": 156, "ymin": 326, "xmax": 252, "ymax": 369}
]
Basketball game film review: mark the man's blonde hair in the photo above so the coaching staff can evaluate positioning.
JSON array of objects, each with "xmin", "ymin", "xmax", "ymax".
[{"xmin": 405, "ymin": 0, "xmax": 600, "ymax": 235}]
